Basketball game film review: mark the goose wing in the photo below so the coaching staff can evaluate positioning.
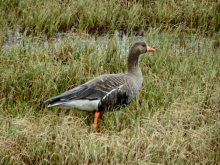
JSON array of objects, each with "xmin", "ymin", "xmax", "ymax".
[{"xmin": 45, "ymin": 74, "xmax": 126, "ymax": 104}]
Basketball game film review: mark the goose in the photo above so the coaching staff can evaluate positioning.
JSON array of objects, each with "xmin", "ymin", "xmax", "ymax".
[{"xmin": 45, "ymin": 42, "xmax": 156, "ymax": 131}]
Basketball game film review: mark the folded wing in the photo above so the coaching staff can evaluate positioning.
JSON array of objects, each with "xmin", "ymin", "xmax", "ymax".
[{"xmin": 45, "ymin": 74, "xmax": 126, "ymax": 107}]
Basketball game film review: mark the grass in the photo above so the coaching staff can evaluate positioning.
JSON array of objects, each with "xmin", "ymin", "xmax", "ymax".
[
  {"xmin": 1, "ymin": 0, "xmax": 220, "ymax": 37},
  {"xmin": 1, "ymin": 0, "xmax": 220, "ymax": 164},
  {"xmin": 0, "ymin": 28, "xmax": 220, "ymax": 164}
]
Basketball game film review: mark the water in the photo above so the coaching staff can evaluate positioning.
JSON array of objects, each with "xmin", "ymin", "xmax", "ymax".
[{"xmin": 2, "ymin": 28, "xmax": 219, "ymax": 58}]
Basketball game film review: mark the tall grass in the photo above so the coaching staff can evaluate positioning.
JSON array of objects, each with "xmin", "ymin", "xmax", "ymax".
[
  {"xmin": 1, "ymin": 0, "xmax": 220, "ymax": 36},
  {"xmin": 0, "ymin": 28, "xmax": 219, "ymax": 164},
  {"xmin": 1, "ymin": 0, "xmax": 220, "ymax": 163}
]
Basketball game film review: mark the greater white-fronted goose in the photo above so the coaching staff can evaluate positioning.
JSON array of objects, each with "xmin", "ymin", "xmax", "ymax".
[{"xmin": 45, "ymin": 42, "xmax": 156, "ymax": 131}]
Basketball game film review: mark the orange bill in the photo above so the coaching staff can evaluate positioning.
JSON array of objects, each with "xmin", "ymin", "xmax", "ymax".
[{"xmin": 147, "ymin": 46, "xmax": 156, "ymax": 52}]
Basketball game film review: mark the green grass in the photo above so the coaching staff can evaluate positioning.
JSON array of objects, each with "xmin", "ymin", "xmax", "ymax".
[
  {"xmin": 0, "ymin": 28, "xmax": 219, "ymax": 164},
  {"xmin": 0, "ymin": 0, "xmax": 220, "ymax": 164},
  {"xmin": 1, "ymin": 0, "xmax": 220, "ymax": 37}
]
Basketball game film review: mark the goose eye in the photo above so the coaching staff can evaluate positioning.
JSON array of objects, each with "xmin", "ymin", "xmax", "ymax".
[{"xmin": 142, "ymin": 44, "xmax": 146, "ymax": 47}]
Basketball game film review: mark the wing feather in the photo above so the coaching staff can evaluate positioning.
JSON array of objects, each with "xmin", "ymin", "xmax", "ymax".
[{"xmin": 45, "ymin": 74, "xmax": 126, "ymax": 105}]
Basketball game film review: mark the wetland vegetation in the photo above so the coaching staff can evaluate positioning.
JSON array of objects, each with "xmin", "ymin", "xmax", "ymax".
[{"xmin": 0, "ymin": 0, "xmax": 220, "ymax": 164}]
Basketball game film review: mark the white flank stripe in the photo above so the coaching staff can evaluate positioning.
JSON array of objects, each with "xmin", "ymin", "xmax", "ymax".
[{"xmin": 49, "ymin": 100, "xmax": 100, "ymax": 112}]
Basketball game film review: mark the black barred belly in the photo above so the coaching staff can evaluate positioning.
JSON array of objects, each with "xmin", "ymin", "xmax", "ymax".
[{"xmin": 98, "ymin": 92, "xmax": 130, "ymax": 112}]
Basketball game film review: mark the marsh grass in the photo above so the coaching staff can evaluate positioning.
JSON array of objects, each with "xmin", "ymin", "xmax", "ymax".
[
  {"xmin": 1, "ymin": 0, "xmax": 220, "ymax": 163},
  {"xmin": 0, "ymin": 27, "xmax": 220, "ymax": 164},
  {"xmin": 1, "ymin": 0, "xmax": 220, "ymax": 37}
]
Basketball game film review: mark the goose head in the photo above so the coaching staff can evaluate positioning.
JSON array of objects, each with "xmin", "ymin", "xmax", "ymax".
[{"xmin": 129, "ymin": 42, "xmax": 156, "ymax": 57}]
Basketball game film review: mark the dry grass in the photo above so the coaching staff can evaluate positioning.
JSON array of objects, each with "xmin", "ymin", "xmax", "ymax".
[
  {"xmin": 0, "ymin": 28, "xmax": 220, "ymax": 164},
  {"xmin": 1, "ymin": 0, "xmax": 220, "ymax": 163}
]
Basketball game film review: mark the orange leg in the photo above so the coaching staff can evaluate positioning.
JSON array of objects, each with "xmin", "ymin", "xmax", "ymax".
[{"xmin": 93, "ymin": 111, "xmax": 100, "ymax": 132}]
